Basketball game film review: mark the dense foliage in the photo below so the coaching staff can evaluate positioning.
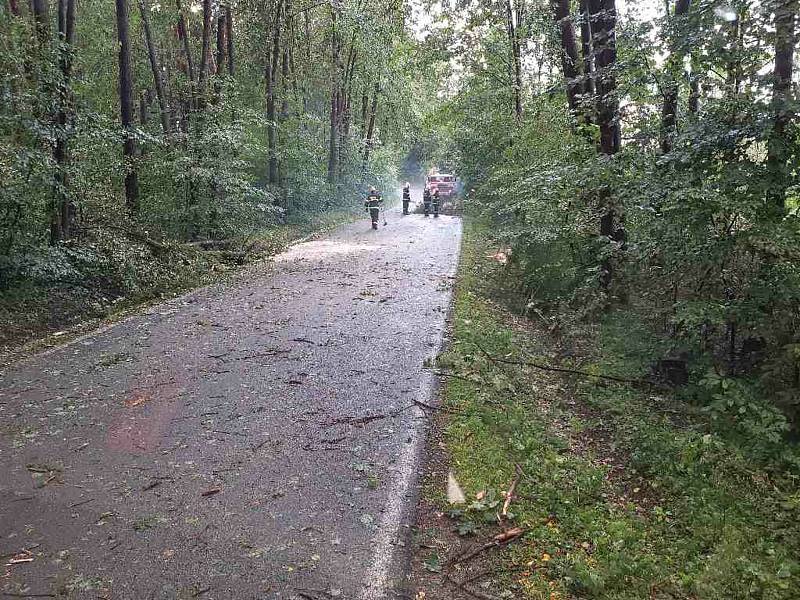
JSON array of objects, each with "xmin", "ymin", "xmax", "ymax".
[
  {"xmin": 427, "ymin": 0, "xmax": 800, "ymax": 448},
  {"xmin": 0, "ymin": 0, "xmax": 433, "ymax": 345}
]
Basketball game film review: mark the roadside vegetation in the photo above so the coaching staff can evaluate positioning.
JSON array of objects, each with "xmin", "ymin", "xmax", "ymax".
[
  {"xmin": 416, "ymin": 1, "xmax": 800, "ymax": 596},
  {"xmin": 426, "ymin": 218, "xmax": 800, "ymax": 599}
]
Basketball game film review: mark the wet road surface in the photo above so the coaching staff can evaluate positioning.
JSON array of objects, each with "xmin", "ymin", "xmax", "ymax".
[{"xmin": 0, "ymin": 210, "xmax": 462, "ymax": 599}]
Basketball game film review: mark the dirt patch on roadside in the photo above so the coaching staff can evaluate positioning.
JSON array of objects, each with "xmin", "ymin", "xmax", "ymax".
[{"xmin": 409, "ymin": 406, "xmax": 520, "ymax": 599}]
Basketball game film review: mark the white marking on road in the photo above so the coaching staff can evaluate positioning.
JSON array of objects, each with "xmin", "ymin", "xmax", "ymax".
[{"xmin": 358, "ymin": 218, "xmax": 462, "ymax": 600}]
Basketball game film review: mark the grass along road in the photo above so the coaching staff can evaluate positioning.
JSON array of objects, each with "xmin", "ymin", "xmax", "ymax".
[{"xmin": 411, "ymin": 217, "xmax": 800, "ymax": 600}]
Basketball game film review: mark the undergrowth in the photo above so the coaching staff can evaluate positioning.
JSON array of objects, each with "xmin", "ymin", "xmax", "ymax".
[
  {"xmin": 437, "ymin": 217, "xmax": 800, "ymax": 599},
  {"xmin": 0, "ymin": 208, "xmax": 360, "ymax": 355}
]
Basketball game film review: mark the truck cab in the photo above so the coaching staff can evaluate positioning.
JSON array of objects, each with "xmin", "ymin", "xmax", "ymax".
[{"xmin": 426, "ymin": 173, "xmax": 457, "ymax": 198}]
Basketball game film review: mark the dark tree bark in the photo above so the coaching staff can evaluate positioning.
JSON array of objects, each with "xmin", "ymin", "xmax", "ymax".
[
  {"xmin": 327, "ymin": 6, "xmax": 340, "ymax": 184},
  {"xmin": 175, "ymin": 0, "xmax": 196, "ymax": 83},
  {"xmin": 589, "ymin": 0, "xmax": 621, "ymax": 288},
  {"xmin": 362, "ymin": 82, "xmax": 378, "ymax": 173},
  {"xmin": 688, "ymin": 70, "xmax": 700, "ymax": 114},
  {"xmin": 659, "ymin": 0, "xmax": 691, "ymax": 154},
  {"xmin": 8, "ymin": 0, "xmax": 21, "ymax": 16},
  {"xmin": 140, "ymin": 90, "xmax": 151, "ymax": 126},
  {"xmin": 552, "ymin": 0, "xmax": 583, "ymax": 117},
  {"xmin": 199, "ymin": 0, "xmax": 212, "ymax": 84},
  {"xmin": 579, "ymin": 0, "xmax": 595, "ymax": 98},
  {"xmin": 225, "ymin": 4, "xmax": 234, "ymax": 75},
  {"xmin": 115, "ymin": 0, "xmax": 139, "ymax": 212},
  {"xmin": 138, "ymin": 0, "xmax": 171, "ymax": 133},
  {"xmin": 51, "ymin": 0, "xmax": 75, "ymax": 243},
  {"xmin": 506, "ymin": 0, "xmax": 523, "ymax": 120},
  {"xmin": 216, "ymin": 11, "xmax": 227, "ymax": 75},
  {"xmin": 31, "ymin": 0, "xmax": 49, "ymax": 46},
  {"xmin": 766, "ymin": 0, "xmax": 798, "ymax": 213},
  {"xmin": 267, "ymin": 0, "xmax": 285, "ymax": 185}
]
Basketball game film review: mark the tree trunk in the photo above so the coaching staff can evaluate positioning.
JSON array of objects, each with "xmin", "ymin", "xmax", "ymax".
[
  {"xmin": 175, "ymin": 0, "xmax": 196, "ymax": 83},
  {"xmin": 506, "ymin": 0, "xmax": 523, "ymax": 120},
  {"xmin": 138, "ymin": 0, "xmax": 171, "ymax": 133},
  {"xmin": 659, "ymin": 0, "xmax": 691, "ymax": 154},
  {"xmin": 362, "ymin": 83, "xmax": 378, "ymax": 173},
  {"xmin": 589, "ymin": 0, "xmax": 621, "ymax": 288},
  {"xmin": 31, "ymin": 0, "xmax": 49, "ymax": 46},
  {"xmin": 8, "ymin": 0, "xmax": 21, "ymax": 16},
  {"xmin": 766, "ymin": 0, "xmax": 797, "ymax": 213},
  {"xmin": 115, "ymin": 0, "xmax": 139, "ymax": 212},
  {"xmin": 199, "ymin": 0, "xmax": 212, "ymax": 85},
  {"xmin": 579, "ymin": 0, "xmax": 594, "ymax": 98},
  {"xmin": 216, "ymin": 11, "xmax": 227, "ymax": 75},
  {"xmin": 327, "ymin": 7, "xmax": 340, "ymax": 185},
  {"xmin": 225, "ymin": 4, "xmax": 234, "ymax": 75},
  {"xmin": 552, "ymin": 0, "xmax": 583, "ymax": 117},
  {"xmin": 267, "ymin": 0, "xmax": 284, "ymax": 186},
  {"xmin": 51, "ymin": 0, "xmax": 75, "ymax": 243}
]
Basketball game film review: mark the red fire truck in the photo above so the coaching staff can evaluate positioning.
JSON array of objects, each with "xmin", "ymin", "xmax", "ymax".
[{"xmin": 426, "ymin": 172, "xmax": 457, "ymax": 198}]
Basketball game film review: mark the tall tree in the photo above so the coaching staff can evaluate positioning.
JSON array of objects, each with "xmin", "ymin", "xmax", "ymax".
[
  {"xmin": 138, "ymin": 0, "xmax": 171, "ymax": 134},
  {"xmin": 51, "ymin": 0, "xmax": 76, "ymax": 243},
  {"xmin": 199, "ymin": 0, "xmax": 212, "ymax": 85},
  {"xmin": 115, "ymin": 0, "xmax": 139, "ymax": 211},
  {"xmin": 225, "ymin": 4, "xmax": 235, "ymax": 75},
  {"xmin": 362, "ymin": 82, "xmax": 379, "ymax": 173},
  {"xmin": 659, "ymin": 0, "xmax": 691, "ymax": 154},
  {"xmin": 766, "ymin": 0, "xmax": 798, "ymax": 213},
  {"xmin": 589, "ymin": 0, "xmax": 621, "ymax": 288},
  {"xmin": 267, "ymin": 0, "xmax": 285, "ymax": 185},
  {"xmin": 552, "ymin": 0, "xmax": 583, "ymax": 118},
  {"xmin": 579, "ymin": 0, "xmax": 594, "ymax": 98},
  {"xmin": 327, "ymin": 5, "xmax": 340, "ymax": 184},
  {"xmin": 216, "ymin": 11, "xmax": 227, "ymax": 75},
  {"xmin": 175, "ymin": 0, "xmax": 196, "ymax": 83},
  {"xmin": 506, "ymin": 0, "xmax": 523, "ymax": 120}
]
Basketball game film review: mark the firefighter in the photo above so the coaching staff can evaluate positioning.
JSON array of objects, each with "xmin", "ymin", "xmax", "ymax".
[
  {"xmin": 422, "ymin": 187, "xmax": 432, "ymax": 217},
  {"xmin": 402, "ymin": 182, "xmax": 411, "ymax": 215},
  {"xmin": 364, "ymin": 186, "xmax": 383, "ymax": 230},
  {"xmin": 432, "ymin": 189, "xmax": 441, "ymax": 218}
]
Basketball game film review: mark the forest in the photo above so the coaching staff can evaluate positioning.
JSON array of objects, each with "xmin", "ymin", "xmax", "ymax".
[{"xmin": 0, "ymin": 0, "xmax": 433, "ymax": 347}]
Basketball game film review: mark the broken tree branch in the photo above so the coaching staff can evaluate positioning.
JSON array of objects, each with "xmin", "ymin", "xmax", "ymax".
[{"xmin": 474, "ymin": 343, "xmax": 663, "ymax": 388}]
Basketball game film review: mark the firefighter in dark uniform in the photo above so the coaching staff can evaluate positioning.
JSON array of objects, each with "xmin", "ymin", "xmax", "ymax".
[
  {"xmin": 402, "ymin": 182, "xmax": 411, "ymax": 215},
  {"xmin": 364, "ymin": 186, "xmax": 383, "ymax": 230},
  {"xmin": 422, "ymin": 187, "xmax": 432, "ymax": 217},
  {"xmin": 432, "ymin": 189, "xmax": 441, "ymax": 218}
]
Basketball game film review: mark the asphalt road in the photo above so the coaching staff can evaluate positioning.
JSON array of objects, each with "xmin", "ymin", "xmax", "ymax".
[{"xmin": 0, "ymin": 209, "xmax": 462, "ymax": 600}]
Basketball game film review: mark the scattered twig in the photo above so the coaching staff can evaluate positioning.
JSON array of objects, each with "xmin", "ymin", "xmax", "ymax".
[
  {"xmin": 411, "ymin": 398, "xmax": 464, "ymax": 415},
  {"xmin": 250, "ymin": 439, "xmax": 269, "ymax": 452},
  {"xmin": 435, "ymin": 371, "xmax": 487, "ymax": 386},
  {"xmin": 444, "ymin": 572, "xmax": 502, "ymax": 600},
  {"xmin": 0, "ymin": 593, "xmax": 57, "ymax": 598},
  {"xmin": 201, "ymin": 488, "xmax": 221, "ymax": 497},
  {"xmin": 326, "ymin": 414, "xmax": 388, "ymax": 428},
  {"xmin": 500, "ymin": 464, "xmax": 523, "ymax": 522},
  {"xmin": 68, "ymin": 498, "xmax": 95, "ymax": 508},
  {"xmin": 473, "ymin": 343, "xmax": 662, "ymax": 388},
  {"xmin": 292, "ymin": 337, "xmax": 316, "ymax": 345},
  {"xmin": 191, "ymin": 587, "xmax": 211, "ymax": 598},
  {"xmin": 449, "ymin": 527, "xmax": 526, "ymax": 567}
]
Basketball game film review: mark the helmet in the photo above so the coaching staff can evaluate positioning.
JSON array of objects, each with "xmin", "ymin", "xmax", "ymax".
[
  {"xmin": 369, "ymin": 186, "xmax": 376, "ymax": 193},
  {"xmin": 404, "ymin": 182, "xmax": 410, "ymax": 188}
]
